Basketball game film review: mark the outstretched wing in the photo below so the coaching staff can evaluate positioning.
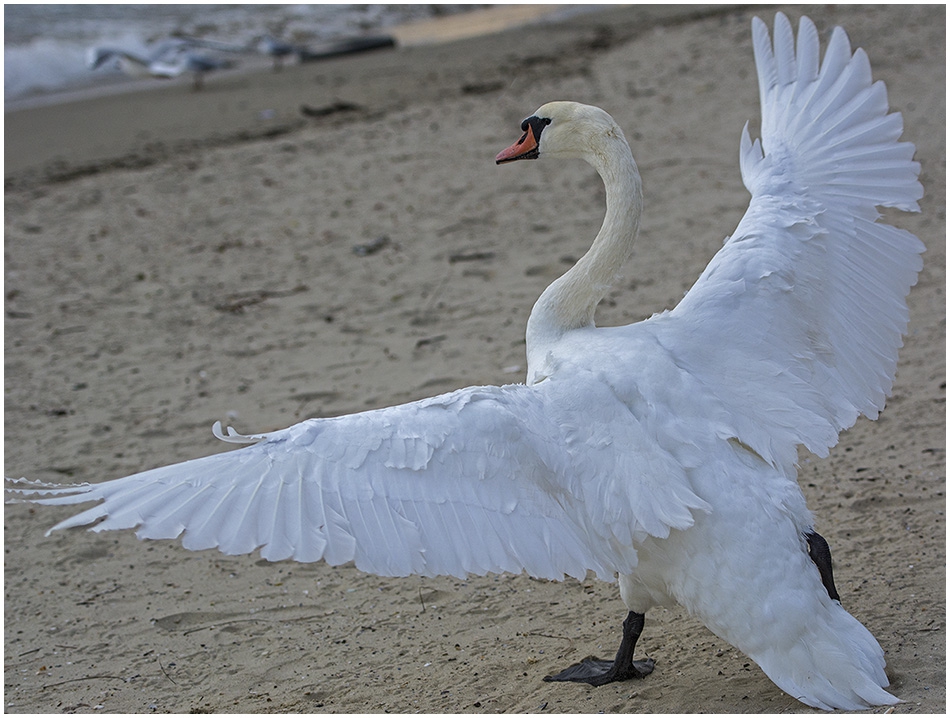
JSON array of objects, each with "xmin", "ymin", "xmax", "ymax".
[
  {"xmin": 656, "ymin": 13, "xmax": 924, "ymax": 467},
  {"xmin": 7, "ymin": 374, "xmax": 710, "ymax": 582}
]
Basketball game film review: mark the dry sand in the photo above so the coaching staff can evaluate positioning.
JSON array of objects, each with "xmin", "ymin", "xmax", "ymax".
[{"xmin": 4, "ymin": 4, "xmax": 945, "ymax": 714}]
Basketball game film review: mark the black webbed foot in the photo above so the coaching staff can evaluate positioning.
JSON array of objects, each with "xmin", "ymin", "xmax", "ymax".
[
  {"xmin": 543, "ymin": 611, "xmax": 654, "ymax": 686},
  {"xmin": 544, "ymin": 655, "xmax": 655, "ymax": 686}
]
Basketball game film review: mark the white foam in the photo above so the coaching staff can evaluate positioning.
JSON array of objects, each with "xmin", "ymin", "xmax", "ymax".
[{"xmin": 3, "ymin": 4, "xmax": 483, "ymax": 104}]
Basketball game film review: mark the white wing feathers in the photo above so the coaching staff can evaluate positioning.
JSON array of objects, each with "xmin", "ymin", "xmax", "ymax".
[
  {"xmin": 744, "ymin": 15, "xmax": 921, "ymax": 212},
  {"xmin": 8, "ymin": 377, "xmax": 710, "ymax": 580},
  {"xmin": 664, "ymin": 13, "xmax": 923, "ymax": 467}
]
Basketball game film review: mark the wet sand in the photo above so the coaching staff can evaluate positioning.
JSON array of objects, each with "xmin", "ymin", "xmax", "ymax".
[{"xmin": 4, "ymin": 4, "xmax": 945, "ymax": 713}]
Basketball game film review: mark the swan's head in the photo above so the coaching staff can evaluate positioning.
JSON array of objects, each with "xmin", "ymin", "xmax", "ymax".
[{"xmin": 495, "ymin": 101, "xmax": 626, "ymax": 165}]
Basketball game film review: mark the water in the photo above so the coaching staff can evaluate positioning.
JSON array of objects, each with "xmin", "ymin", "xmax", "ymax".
[{"xmin": 4, "ymin": 4, "xmax": 486, "ymax": 104}]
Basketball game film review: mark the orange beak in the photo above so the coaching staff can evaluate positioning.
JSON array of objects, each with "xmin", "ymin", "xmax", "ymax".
[{"xmin": 496, "ymin": 122, "xmax": 541, "ymax": 164}]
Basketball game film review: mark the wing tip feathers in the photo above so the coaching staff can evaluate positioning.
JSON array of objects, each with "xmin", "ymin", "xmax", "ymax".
[{"xmin": 749, "ymin": 12, "xmax": 921, "ymax": 214}]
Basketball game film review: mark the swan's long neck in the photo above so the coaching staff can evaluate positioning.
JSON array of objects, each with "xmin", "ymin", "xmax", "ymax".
[{"xmin": 526, "ymin": 136, "xmax": 642, "ymax": 377}]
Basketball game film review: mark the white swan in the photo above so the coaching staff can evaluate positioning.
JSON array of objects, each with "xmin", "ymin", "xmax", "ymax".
[{"xmin": 8, "ymin": 13, "xmax": 923, "ymax": 711}]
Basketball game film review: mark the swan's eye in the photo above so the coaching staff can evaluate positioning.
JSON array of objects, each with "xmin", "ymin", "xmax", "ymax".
[
  {"xmin": 519, "ymin": 116, "xmax": 553, "ymax": 145},
  {"xmin": 521, "ymin": 117, "xmax": 552, "ymax": 133}
]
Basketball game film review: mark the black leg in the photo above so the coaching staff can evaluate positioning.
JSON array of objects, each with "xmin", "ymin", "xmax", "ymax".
[
  {"xmin": 544, "ymin": 611, "xmax": 655, "ymax": 686},
  {"xmin": 805, "ymin": 530, "xmax": 840, "ymax": 602}
]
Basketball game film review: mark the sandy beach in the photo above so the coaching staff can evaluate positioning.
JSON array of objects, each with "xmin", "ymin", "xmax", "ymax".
[{"xmin": 4, "ymin": 4, "xmax": 945, "ymax": 713}]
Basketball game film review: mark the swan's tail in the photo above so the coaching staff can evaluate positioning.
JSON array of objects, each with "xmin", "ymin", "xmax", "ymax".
[
  {"xmin": 753, "ymin": 600, "xmax": 898, "ymax": 711},
  {"xmin": 682, "ymin": 525, "xmax": 900, "ymax": 711}
]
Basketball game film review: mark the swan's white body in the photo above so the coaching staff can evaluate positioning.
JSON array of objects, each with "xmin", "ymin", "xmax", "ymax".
[{"xmin": 10, "ymin": 14, "xmax": 923, "ymax": 711}]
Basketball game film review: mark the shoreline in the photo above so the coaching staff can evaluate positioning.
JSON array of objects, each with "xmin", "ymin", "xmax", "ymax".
[
  {"xmin": 4, "ymin": 5, "xmax": 575, "ymax": 115},
  {"xmin": 4, "ymin": 4, "xmax": 731, "ymax": 186},
  {"xmin": 2, "ymin": 4, "xmax": 581, "ymax": 176}
]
